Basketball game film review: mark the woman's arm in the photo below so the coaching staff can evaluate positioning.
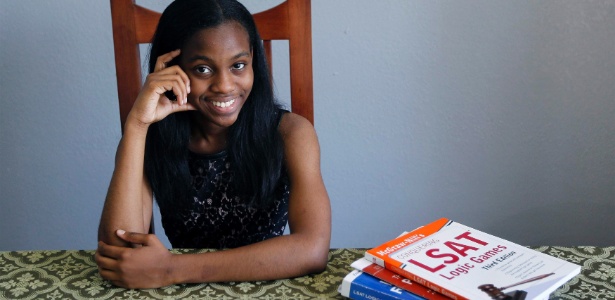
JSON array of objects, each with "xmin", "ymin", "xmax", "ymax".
[
  {"xmin": 95, "ymin": 112, "xmax": 332, "ymax": 288},
  {"xmin": 97, "ymin": 49, "xmax": 194, "ymax": 247},
  {"xmin": 97, "ymin": 121, "xmax": 153, "ymax": 247}
]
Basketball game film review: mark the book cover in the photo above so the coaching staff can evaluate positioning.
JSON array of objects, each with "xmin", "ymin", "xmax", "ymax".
[
  {"xmin": 351, "ymin": 258, "xmax": 450, "ymax": 300},
  {"xmin": 339, "ymin": 269, "xmax": 427, "ymax": 300},
  {"xmin": 364, "ymin": 218, "xmax": 581, "ymax": 300}
]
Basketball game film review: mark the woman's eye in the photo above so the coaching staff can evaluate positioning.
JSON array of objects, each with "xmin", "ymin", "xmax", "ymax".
[
  {"xmin": 232, "ymin": 63, "xmax": 246, "ymax": 70},
  {"xmin": 196, "ymin": 66, "xmax": 212, "ymax": 74}
]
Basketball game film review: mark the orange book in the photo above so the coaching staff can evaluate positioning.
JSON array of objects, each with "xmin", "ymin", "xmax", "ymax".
[{"xmin": 365, "ymin": 218, "xmax": 580, "ymax": 300}]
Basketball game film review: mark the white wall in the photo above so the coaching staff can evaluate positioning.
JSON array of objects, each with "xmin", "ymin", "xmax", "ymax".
[{"xmin": 1, "ymin": 0, "xmax": 614, "ymax": 251}]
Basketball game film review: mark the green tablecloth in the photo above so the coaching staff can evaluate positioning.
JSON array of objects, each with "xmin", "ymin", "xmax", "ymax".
[{"xmin": 1, "ymin": 247, "xmax": 613, "ymax": 299}]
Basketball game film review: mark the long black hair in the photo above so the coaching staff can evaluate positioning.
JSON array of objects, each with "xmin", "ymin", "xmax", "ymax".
[{"xmin": 144, "ymin": 0, "xmax": 284, "ymax": 211}]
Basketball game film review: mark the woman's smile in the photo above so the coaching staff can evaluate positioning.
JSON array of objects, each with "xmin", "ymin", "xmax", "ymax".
[
  {"xmin": 212, "ymin": 98, "xmax": 235, "ymax": 108},
  {"xmin": 206, "ymin": 96, "xmax": 239, "ymax": 115}
]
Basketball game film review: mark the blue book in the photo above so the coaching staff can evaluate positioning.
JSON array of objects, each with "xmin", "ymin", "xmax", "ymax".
[{"xmin": 339, "ymin": 270, "xmax": 426, "ymax": 300}]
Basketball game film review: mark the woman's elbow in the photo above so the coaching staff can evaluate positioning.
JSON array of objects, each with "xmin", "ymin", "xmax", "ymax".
[
  {"xmin": 310, "ymin": 251, "xmax": 329, "ymax": 274},
  {"xmin": 302, "ymin": 239, "xmax": 330, "ymax": 274}
]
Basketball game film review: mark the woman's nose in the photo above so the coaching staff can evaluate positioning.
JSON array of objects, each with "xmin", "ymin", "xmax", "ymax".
[{"xmin": 211, "ymin": 71, "xmax": 234, "ymax": 94}]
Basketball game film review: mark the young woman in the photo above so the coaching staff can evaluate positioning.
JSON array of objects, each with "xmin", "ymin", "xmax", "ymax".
[{"xmin": 96, "ymin": 0, "xmax": 331, "ymax": 289}]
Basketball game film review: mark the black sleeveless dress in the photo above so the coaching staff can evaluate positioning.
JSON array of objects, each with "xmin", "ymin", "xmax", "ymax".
[{"xmin": 160, "ymin": 112, "xmax": 290, "ymax": 249}]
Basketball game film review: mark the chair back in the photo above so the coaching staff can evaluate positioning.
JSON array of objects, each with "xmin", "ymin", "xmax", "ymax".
[{"xmin": 110, "ymin": 0, "xmax": 314, "ymax": 130}]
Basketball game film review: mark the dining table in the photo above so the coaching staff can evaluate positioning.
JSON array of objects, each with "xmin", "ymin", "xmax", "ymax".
[{"xmin": 1, "ymin": 246, "xmax": 613, "ymax": 299}]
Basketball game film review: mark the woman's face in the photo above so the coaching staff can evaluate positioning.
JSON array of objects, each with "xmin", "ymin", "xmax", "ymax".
[{"xmin": 180, "ymin": 21, "xmax": 254, "ymax": 129}]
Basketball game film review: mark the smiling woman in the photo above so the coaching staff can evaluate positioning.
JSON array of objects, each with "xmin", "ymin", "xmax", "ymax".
[{"xmin": 96, "ymin": 0, "xmax": 330, "ymax": 289}]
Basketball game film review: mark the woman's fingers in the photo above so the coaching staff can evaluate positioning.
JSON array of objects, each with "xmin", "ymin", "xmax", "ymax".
[
  {"xmin": 148, "ymin": 71, "xmax": 190, "ymax": 104},
  {"xmin": 150, "ymin": 50, "xmax": 191, "ymax": 104},
  {"xmin": 154, "ymin": 49, "xmax": 181, "ymax": 72},
  {"xmin": 96, "ymin": 241, "xmax": 124, "ymax": 259}
]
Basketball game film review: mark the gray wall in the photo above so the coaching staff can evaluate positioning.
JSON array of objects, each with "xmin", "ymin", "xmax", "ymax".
[{"xmin": 1, "ymin": 0, "xmax": 613, "ymax": 251}]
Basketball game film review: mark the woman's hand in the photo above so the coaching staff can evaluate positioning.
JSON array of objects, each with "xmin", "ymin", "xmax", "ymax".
[
  {"xmin": 127, "ymin": 49, "xmax": 196, "ymax": 128},
  {"xmin": 95, "ymin": 230, "xmax": 176, "ymax": 289}
]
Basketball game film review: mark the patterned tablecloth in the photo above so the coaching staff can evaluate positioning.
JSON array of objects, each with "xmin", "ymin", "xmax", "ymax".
[{"xmin": 0, "ymin": 246, "xmax": 613, "ymax": 299}]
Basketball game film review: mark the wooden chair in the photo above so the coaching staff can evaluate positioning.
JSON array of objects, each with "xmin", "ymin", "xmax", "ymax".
[{"xmin": 110, "ymin": 0, "xmax": 314, "ymax": 130}]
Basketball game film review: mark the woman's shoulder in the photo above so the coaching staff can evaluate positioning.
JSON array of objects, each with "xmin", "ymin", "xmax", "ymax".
[
  {"xmin": 278, "ymin": 111, "xmax": 320, "ymax": 160},
  {"xmin": 278, "ymin": 111, "xmax": 315, "ymax": 140}
]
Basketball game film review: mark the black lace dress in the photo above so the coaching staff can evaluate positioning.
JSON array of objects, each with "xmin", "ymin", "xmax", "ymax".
[{"xmin": 160, "ymin": 150, "xmax": 290, "ymax": 249}]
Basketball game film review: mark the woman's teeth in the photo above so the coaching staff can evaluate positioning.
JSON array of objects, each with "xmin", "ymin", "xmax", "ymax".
[{"xmin": 212, "ymin": 99, "xmax": 235, "ymax": 108}]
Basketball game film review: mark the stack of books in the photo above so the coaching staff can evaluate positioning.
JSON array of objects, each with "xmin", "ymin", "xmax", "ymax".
[{"xmin": 339, "ymin": 218, "xmax": 581, "ymax": 300}]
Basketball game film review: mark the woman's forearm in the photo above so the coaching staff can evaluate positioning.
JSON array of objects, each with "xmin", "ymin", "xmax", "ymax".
[
  {"xmin": 168, "ymin": 232, "xmax": 330, "ymax": 284},
  {"xmin": 98, "ymin": 120, "xmax": 152, "ymax": 246}
]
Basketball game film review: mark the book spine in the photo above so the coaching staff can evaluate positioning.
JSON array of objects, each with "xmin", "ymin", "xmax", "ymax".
[
  {"xmin": 340, "ymin": 270, "xmax": 423, "ymax": 300},
  {"xmin": 352, "ymin": 259, "xmax": 450, "ymax": 300},
  {"xmin": 388, "ymin": 263, "xmax": 467, "ymax": 300},
  {"xmin": 365, "ymin": 252, "xmax": 468, "ymax": 300},
  {"xmin": 345, "ymin": 282, "xmax": 403, "ymax": 300}
]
